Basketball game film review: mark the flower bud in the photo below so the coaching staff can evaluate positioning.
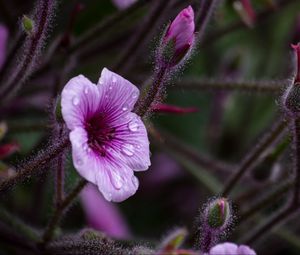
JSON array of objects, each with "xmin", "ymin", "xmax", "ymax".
[
  {"xmin": 158, "ymin": 6, "xmax": 195, "ymax": 68},
  {"xmin": 158, "ymin": 228, "xmax": 188, "ymax": 254},
  {"xmin": 205, "ymin": 198, "xmax": 230, "ymax": 230},
  {"xmin": 233, "ymin": 0, "xmax": 256, "ymax": 28},
  {"xmin": 22, "ymin": 15, "xmax": 34, "ymax": 34}
]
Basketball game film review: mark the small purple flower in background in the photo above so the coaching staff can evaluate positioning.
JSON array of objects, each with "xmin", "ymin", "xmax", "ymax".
[
  {"xmin": 208, "ymin": 242, "xmax": 256, "ymax": 255},
  {"xmin": 0, "ymin": 24, "xmax": 8, "ymax": 69},
  {"xmin": 111, "ymin": 0, "xmax": 137, "ymax": 10},
  {"xmin": 80, "ymin": 184, "xmax": 131, "ymax": 238},
  {"xmin": 158, "ymin": 6, "xmax": 195, "ymax": 68},
  {"xmin": 61, "ymin": 68, "xmax": 151, "ymax": 202}
]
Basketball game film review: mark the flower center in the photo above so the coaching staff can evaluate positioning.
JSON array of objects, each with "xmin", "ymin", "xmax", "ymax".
[{"xmin": 85, "ymin": 113, "xmax": 115, "ymax": 157}]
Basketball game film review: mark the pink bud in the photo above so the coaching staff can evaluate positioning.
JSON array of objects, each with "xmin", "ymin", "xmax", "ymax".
[
  {"xmin": 0, "ymin": 142, "xmax": 20, "ymax": 160},
  {"xmin": 152, "ymin": 103, "xmax": 198, "ymax": 114},
  {"xmin": 159, "ymin": 6, "xmax": 195, "ymax": 67}
]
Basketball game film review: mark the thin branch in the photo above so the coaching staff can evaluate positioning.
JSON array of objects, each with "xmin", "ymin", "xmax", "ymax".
[
  {"xmin": 114, "ymin": 0, "xmax": 174, "ymax": 74},
  {"xmin": 68, "ymin": 0, "xmax": 150, "ymax": 54},
  {"xmin": 42, "ymin": 179, "xmax": 87, "ymax": 245},
  {"xmin": 0, "ymin": 0, "xmax": 56, "ymax": 103},
  {"xmin": 0, "ymin": 135, "xmax": 70, "ymax": 193},
  {"xmin": 173, "ymin": 78, "xmax": 286, "ymax": 93},
  {"xmin": 222, "ymin": 118, "xmax": 287, "ymax": 196}
]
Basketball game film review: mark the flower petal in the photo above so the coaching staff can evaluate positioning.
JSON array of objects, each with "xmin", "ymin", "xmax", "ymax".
[
  {"xmin": 209, "ymin": 242, "xmax": 238, "ymax": 255},
  {"xmin": 95, "ymin": 157, "xmax": 139, "ymax": 202},
  {"xmin": 80, "ymin": 183, "xmax": 131, "ymax": 238},
  {"xmin": 97, "ymin": 68, "xmax": 139, "ymax": 119},
  {"xmin": 109, "ymin": 112, "xmax": 151, "ymax": 171},
  {"xmin": 61, "ymin": 75, "xmax": 100, "ymax": 130},
  {"xmin": 70, "ymin": 127, "xmax": 97, "ymax": 184},
  {"xmin": 237, "ymin": 245, "xmax": 256, "ymax": 255}
]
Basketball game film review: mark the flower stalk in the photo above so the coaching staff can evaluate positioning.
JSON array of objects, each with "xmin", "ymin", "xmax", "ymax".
[{"xmin": 0, "ymin": 134, "xmax": 70, "ymax": 193}]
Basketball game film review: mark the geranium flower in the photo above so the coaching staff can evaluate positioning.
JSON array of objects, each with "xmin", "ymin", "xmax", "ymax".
[
  {"xmin": 61, "ymin": 68, "xmax": 151, "ymax": 202},
  {"xmin": 209, "ymin": 242, "xmax": 256, "ymax": 255}
]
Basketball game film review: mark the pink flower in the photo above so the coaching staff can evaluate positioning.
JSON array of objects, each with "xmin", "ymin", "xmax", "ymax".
[
  {"xmin": 159, "ymin": 6, "xmax": 195, "ymax": 67},
  {"xmin": 80, "ymin": 184, "xmax": 131, "ymax": 238},
  {"xmin": 209, "ymin": 242, "xmax": 256, "ymax": 255},
  {"xmin": 111, "ymin": 0, "xmax": 137, "ymax": 9},
  {"xmin": 61, "ymin": 68, "xmax": 151, "ymax": 202},
  {"xmin": 0, "ymin": 24, "xmax": 8, "ymax": 69}
]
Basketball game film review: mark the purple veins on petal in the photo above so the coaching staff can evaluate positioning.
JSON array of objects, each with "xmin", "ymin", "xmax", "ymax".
[{"xmin": 61, "ymin": 68, "xmax": 151, "ymax": 202}]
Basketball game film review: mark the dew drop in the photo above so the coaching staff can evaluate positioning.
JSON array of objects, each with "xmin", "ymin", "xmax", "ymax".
[
  {"xmin": 121, "ymin": 144, "xmax": 134, "ymax": 156},
  {"xmin": 84, "ymin": 87, "xmax": 89, "ymax": 94},
  {"xmin": 99, "ymin": 80, "xmax": 104, "ymax": 85},
  {"xmin": 132, "ymin": 176, "xmax": 139, "ymax": 188},
  {"xmin": 112, "ymin": 76, "xmax": 117, "ymax": 83},
  {"xmin": 110, "ymin": 171, "xmax": 123, "ymax": 190},
  {"xmin": 136, "ymin": 144, "xmax": 141, "ymax": 149},
  {"xmin": 132, "ymin": 91, "xmax": 138, "ymax": 99},
  {"xmin": 128, "ymin": 120, "xmax": 139, "ymax": 132},
  {"xmin": 76, "ymin": 158, "xmax": 83, "ymax": 165},
  {"xmin": 122, "ymin": 104, "xmax": 129, "ymax": 112},
  {"xmin": 72, "ymin": 96, "xmax": 80, "ymax": 106}
]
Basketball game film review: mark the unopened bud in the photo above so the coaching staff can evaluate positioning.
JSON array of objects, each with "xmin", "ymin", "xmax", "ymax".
[
  {"xmin": 233, "ymin": 0, "xmax": 256, "ymax": 28},
  {"xmin": 206, "ymin": 198, "xmax": 230, "ymax": 230},
  {"xmin": 158, "ymin": 6, "xmax": 195, "ymax": 68},
  {"xmin": 158, "ymin": 228, "xmax": 188, "ymax": 254},
  {"xmin": 22, "ymin": 15, "xmax": 34, "ymax": 34}
]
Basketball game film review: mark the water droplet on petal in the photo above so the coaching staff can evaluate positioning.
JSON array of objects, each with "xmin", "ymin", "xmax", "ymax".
[
  {"xmin": 76, "ymin": 158, "xmax": 83, "ymax": 165},
  {"xmin": 132, "ymin": 91, "xmax": 138, "ymax": 99},
  {"xmin": 109, "ymin": 170, "xmax": 123, "ymax": 190},
  {"xmin": 132, "ymin": 176, "xmax": 139, "ymax": 188},
  {"xmin": 122, "ymin": 104, "xmax": 129, "ymax": 112},
  {"xmin": 72, "ymin": 96, "xmax": 79, "ymax": 106},
  {"xmin": 112, "ymin": 76, "xmax": 117, "ymax": 83},
  {"xmin": 84, "ymin": 87, "xmax": 89, "ymax": 94},
  {"xmin": 106, "ymin": 192, "xmax": 112, "ymax": 201},
  {"xmin": 122, "ymin": 144, "xmax": 134, "ymax": 156},
  {"xmin": 136, "ymin": 144, "xmax": 141, "ymax": 149},
  {"xmin": 99, "ymin": 80, "xmax": 104, "ymax": 85},
  {"xmin": 128, "ymin": 120, "xmax": 139, "ymax": 132}
]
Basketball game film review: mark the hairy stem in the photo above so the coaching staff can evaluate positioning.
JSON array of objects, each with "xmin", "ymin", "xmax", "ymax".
[
  {"xmin": 239, "ymin": 180, "xmax": 293, "ymax": 223},
  {"xmin": 134, "ymin": 66, "xmax": 168, "ymax": 117},
  {"xmin": 68, "ymin": 0, "xmax": 149, "ymax": 54},
  {"xmin": 292, "ymin": 119, "xmax": 300, "ymax": 205},
  {"xmin": 114, "ymin": 0, "xmax": 173, "ymax": 74},
  {"xmin": 42, "ymin": 179, "xmax": 87, "ymax": 245},
  {"xmin": 196, "ymin": 0, "xmax": 221, "ymax": 42},
  {"xmin": 0, "ymin": 0, "xmax": 56, "ymax": 103},
  {"xmin": 173, "ymin": 78, "xmax": 285, "ymax": 93},
  {"xmin": 222, "ymin": 119, "xmax": 286, "ymax": 196},
  {"xmin": 0, "ymin": 135, "xmax": 70, "ymax": 193}
]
